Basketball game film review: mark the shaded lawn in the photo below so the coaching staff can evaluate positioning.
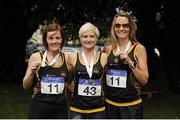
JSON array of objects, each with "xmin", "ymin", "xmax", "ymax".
[
  {"xmin": 143, "ymin": 93, "xmax": 180, "ymax": 119},
  {"xmin": 0, "ymin": 83, "xmax": 32, "ymax": 119},
  {"xmin": 0, "ymin": 83, "xmax": 180, "ymax": 119}
]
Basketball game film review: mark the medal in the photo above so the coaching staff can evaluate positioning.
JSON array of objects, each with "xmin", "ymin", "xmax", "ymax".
[
  {"xmin": 114, "ymin": 57, "xmax": 119, "ymax": 64},
  {"xmin": 88, "ymin": 79, "xmax": 93, "ymax": 85}
]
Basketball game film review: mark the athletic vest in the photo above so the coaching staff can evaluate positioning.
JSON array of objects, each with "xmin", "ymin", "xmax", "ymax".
[
  {"xmin": 32, "ymin": 51, "xmax": 68, "ymax": 104},
  {"xmin": 70, "ymin": 51, "xmax": 105, "ymax": 113},
  {"xmin": 105, "ymin": 43, "xmax": 142, "ymax": 106}
]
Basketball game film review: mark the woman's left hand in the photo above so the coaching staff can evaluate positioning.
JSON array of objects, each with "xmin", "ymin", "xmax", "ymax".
[{"xmin": 119, "ymin": 52, "xmax": 132, "ymax": 64}]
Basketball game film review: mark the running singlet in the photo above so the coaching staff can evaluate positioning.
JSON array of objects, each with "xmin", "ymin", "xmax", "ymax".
[
  {"xmin": 105, "ymin": 43, "xmax": 142, "ymax": 105},
  {"xmin": 32, "ymin": 51, "xmax": 68, "ymax": 104},
  {"xmin": 70, "ymin": 51, "xmax": 105, "ymax": 113}
]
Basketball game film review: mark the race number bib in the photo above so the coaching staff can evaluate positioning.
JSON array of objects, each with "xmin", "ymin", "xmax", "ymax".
[
  {"xmin": 78, "ymin": 79, "xmax": 101, "ymax": 96},
  {"xmin": 41, "ymin": 76, "xmax": 65, "ymax": 94},
  {"xmin": 106, "ymin": 69, "xmax": 127, "ymax": 88}
]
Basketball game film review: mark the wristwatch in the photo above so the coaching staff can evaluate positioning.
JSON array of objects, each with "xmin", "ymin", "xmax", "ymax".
[{"xmin": 130, "ymin": 62, "xmax": 136, "ymax": 69}]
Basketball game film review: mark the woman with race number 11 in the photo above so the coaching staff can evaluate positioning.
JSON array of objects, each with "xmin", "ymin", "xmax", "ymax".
[
  {"xmin": 104, "ymin": 10, "xmax": 149, "ymax": 119},
  {"xmin": 22, "ymin": 23, "xmax": 68, "ymax": 119}
]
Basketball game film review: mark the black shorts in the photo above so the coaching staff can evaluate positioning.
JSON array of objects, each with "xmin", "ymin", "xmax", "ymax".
[
  {"xmin": 106, "ymin": 102, "xmax": 143, "ymax": 119},
  {"xmin": 28, "ymin": 99, "xmax": 68, "ymax": 119},
  {"xmin": 68, "ymin": 110, "xmax": 106, "ymax": 119}
]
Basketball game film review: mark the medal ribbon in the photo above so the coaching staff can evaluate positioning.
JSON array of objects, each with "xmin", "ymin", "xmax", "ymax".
[
  {"xmin": 116, "ymin": 40, "xmax": 131, "ymax": 55},
  {"xmin": 41, "ymin": 50, "xmax": 60, "ymax": 67},
  {"xmin": 82, "ymin": 49, "xmax": 96, "ymax": 78}
]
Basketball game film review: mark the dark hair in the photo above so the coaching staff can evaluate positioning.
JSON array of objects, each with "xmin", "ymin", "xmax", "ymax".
[{"xmin": 42, "ymin": 23, "xmax": 65, "ymax": 50}]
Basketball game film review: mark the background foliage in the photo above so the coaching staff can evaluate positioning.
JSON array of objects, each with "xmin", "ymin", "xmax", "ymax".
[
  {"xmin": 2, "ymin": 0, "xmax": 179, "ymax": 97},
  {"xmin": 1, "ymin": 0, "xmax": 180, "ymax": 119}
]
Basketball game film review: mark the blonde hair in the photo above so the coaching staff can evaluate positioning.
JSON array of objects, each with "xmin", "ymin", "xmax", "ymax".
[
  {"xmin": 79, "ymin": 22, "xmax": 100, "ymax": 38},
  {"xmin": 111, "ymin": 10, "xmax": 138, "ymax": 49}
]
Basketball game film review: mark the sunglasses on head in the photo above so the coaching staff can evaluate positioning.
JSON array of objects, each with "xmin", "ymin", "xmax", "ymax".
[{"xmin": 114, "ymin": 23, "xmax": 130, "ymax": 28}]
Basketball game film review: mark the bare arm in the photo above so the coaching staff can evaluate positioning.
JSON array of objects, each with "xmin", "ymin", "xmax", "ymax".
[
  {"xmin": 101, "ymin": 52, "xmax": 108, "ymax": 68},
  {"xmin": 66, "ymin": 52, "xmax": 77, "ymax": 93},
  {"xmin": 131, "ymin": 44, "xmax": 149, "ymax": 86},
  {"xmin": 22, "ymin": 52, "xmax": 41, "ymax": 89}
]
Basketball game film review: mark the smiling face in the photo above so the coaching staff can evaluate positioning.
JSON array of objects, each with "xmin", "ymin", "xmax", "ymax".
[
  {"xmin": 80, "ymin": 30, "xmax": 97, "ymax": 49},
  {"xmin": 42, "ymin": 23, "xmax": 65, "ymax": 51},
  {"xmin": 46, "ymin": 31, "xmax": 62, "ymax": 52},
  {"xmin": 114, "ymin": 16, "xmax": 130, "ymax": 40}
]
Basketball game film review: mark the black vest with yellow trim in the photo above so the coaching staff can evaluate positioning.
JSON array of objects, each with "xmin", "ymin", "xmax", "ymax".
[
  {"xmin": 70, "ymin": 51, "xmax": 105, "ymax": 113},
  {"xmin": 32, "ymin": 51, "xmax": 68, "ymax": 104},
  {"xmin": 105, "ymin": 43, "xmax": 142, "ymax": 106}
]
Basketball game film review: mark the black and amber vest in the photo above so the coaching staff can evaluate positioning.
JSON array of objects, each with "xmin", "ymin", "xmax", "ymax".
[
  {"xmin": 70, "ymin": 51, "xmax": 105, "ymax": 113},
  {"xmin": 105, "ymin": 43, "xmax": 142, "ymax": 106},
  {"xmin": 32, "ymin": 51, "xmax": 68, "ymax": 104}
]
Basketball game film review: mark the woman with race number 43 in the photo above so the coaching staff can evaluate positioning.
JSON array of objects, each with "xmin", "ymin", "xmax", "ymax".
[{"xmin": 67, "ymin": 22, "xmax": 107, "ymax": 119}]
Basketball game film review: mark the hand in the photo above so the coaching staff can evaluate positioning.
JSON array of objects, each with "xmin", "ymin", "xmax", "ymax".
[
  {"xmin": 130, "ymin": 73, "xmax": 142, "ymax": 92},
  {"xmin": 31, "ymin": 63, "xmax": 41, "ymax": 73},
  {"xmin": 119, "ymin": 53, "xmax": 132, "ymax": 64},
  {"xmin": 134, "ymin": 80, "xmax": 142, "ymax": 92}
]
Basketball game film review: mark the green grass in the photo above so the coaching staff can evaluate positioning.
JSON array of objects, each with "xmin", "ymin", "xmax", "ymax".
[
  {"xmin": 0, "ymin": 83, "xmax": 180, "ymax": 119},
  {"xmin": 0, "ymin": 83, "xmax": 32, "ymax": 119},
  {"xmin": 143, "ymin": 93, "xmax": 180, "ymax": 119}
]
